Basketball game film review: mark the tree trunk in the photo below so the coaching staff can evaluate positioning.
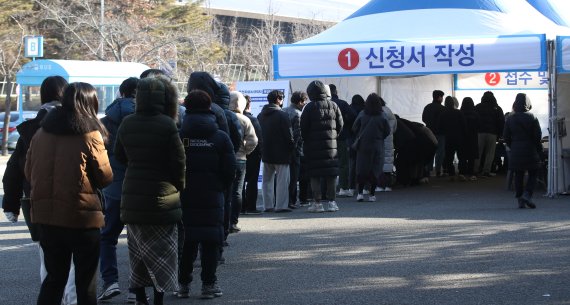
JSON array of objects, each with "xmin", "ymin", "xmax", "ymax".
[{"xmin": 2, "ymin": 78, "xmax": 13, "ymax": 156}]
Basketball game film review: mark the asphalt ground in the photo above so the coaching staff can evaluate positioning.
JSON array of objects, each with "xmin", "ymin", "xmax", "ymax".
[{"xmin": 1, "ymin": 161, "xmax": 570, "ymax": 305}]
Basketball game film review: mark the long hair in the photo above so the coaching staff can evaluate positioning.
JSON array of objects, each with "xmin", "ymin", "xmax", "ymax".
[
  {"xmin": 62, "ymin": 82, "xmax": 107, "ymax": 138},
  {"xmin": 460, "ymin": 97, "xmax": 475, "ymax": 113},
  {"xmin": 352, "ymin": 94, "xmax": 365, "ymax": 107},
  {"xmin": 40, "ymin": 76, "xmax": 68, "ymax": 104},
  {"xmin": 364, "ymin": 93, "xmax": 382, "ymax": 115}
]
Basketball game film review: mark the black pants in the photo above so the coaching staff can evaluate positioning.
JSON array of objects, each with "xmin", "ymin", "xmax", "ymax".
[
  {"xmin": 514, "ymin": 169, "xmax": 538, "ymax": 198},
  {"xmin": 37, "ymin": 225, "xmax": 99, "ymax": 305},
  {"xmin": 298, "ymin": 156, "xmax": 311, "ymax": 202},
  {"xmin": 243, "ymin": 152, "xmax": 261, "ymax": 212},
  {"xmin": 179, "ymin": 239, "xmax": 219, "ymax": 286},
  {"xmin": 289, "ymin": 155, "xmax": 301, "ymax": 205}
]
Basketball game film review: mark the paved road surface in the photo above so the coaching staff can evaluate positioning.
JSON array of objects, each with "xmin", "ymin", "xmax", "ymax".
[{"xmin": 1, "ymin": 169, "xmax": 570, "ymax": 305}]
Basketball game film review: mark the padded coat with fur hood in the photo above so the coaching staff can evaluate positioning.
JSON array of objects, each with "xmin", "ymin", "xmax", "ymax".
[
  {"xmin": 25, "ymin": 107, "xmax": 113, "ymax": 229},
  {"xmin": 115, "ymin": 77, "xmax": 186, "ymax": 225}
]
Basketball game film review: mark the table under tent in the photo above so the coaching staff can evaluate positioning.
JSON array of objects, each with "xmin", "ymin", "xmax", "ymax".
[{"xmin": 272, "ymin": 0, "xmax": 570, "ymax": 196}]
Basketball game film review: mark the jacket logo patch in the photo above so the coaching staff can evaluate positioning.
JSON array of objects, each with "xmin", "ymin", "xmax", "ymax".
[{"xmin": 183, "ymin": 138, "xmax": 213, "ymax": 148}]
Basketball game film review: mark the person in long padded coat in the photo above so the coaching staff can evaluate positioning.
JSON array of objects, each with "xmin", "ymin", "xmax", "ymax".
[
  {"xmin": 352, "ymin": 93, "xmax": 390, "ymax": 202},
  {"xmin": 504, "ymin": 93, "xmax": 542, "ymax": 209},
  {"xmin": 377, "ymin": 97, "xmax": 397, "ymax": 192},
  {"xmin": 437, "ymin": 96, "xmax": 466, "ymax": 179},
  {"xmin": 458, "ymin": 97, "xmax": 480, "ymax": 181},
  {"xmin": 115, "ymin": 76, "xmax": 186, "ymax": 305},
  {"xmin": 346, "ymin": 94, "xmax": 365, "ymax": 196},
  {"xmin": 187, "ymin": 72, "xmax": 241, "ymax": 241},
  {"xmin": 300, "ymin": 81, "xmax": 343, "ymax": 213},
  {"xmin": 177, "ymin": 90, "xmax": 236, "ymax": 299}
]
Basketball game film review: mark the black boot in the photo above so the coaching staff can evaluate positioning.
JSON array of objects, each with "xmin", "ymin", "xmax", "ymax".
[
  {"xmin": 517, "ymin": 198, "xmax": 526, "ymax": 209},
  {"xmin": 522, "ymin": 192, "xmax": 536, "ymax": 209}
]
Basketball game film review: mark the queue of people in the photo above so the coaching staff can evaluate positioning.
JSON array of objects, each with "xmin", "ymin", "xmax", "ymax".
[{"xmin": 1, "ymin": 69, "xmax": 542, "ymax": 305}]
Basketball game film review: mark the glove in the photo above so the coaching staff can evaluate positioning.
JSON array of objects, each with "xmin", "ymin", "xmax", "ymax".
[{"xmin": 4, "ymin": 212, "xmax": 18, "ymax": 223}]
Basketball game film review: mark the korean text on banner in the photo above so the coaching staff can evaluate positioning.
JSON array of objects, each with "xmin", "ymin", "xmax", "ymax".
[{"xmin": 274, "ymin": 34, "xmax": 546, "ymax": 79}]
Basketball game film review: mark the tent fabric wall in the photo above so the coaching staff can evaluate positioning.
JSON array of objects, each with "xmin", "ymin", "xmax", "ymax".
[
  {"xmin": 289, "ymin": 76, "xmax": 378, "ymax": 104},
  {"xmin": 380, "ymin": 75, "xmax": 452, "ymax": 123}
]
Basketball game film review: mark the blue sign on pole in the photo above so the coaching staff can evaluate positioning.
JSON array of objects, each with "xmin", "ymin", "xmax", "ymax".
[{"xmin": 24, "ymin": 36, "xmax": 44, "ymax": 58}]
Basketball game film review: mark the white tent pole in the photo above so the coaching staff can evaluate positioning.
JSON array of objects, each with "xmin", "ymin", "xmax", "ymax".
[{"xmin": 547, "ymin": 39, "xmax": 558, "ymax": 198}]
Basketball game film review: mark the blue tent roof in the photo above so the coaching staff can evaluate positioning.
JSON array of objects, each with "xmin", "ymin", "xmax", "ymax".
[
  {"xmin": 298, "ymin": 0, "xmax": 570, "ymax": 44},
  {"xmin": 526, "ymin": 0, "xmax": 568, "ymax": 27},
  {"xmin": 347, "ymin": 0, "xmax": 504, "ymax": 20}
]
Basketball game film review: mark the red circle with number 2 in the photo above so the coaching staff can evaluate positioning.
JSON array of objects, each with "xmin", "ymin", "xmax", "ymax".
[
  {"xmin": 485, "ymin": 73, "xmax": 501, "ymax": 86},
  {"xmin": 338, "ymin": 48, "xmax": 359, "ymax": 70}
]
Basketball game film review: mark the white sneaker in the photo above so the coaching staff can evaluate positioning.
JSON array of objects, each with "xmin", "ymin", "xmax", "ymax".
[
  {"xmin": 346, "ymin": 189, "xmax": 354, "ymax": 197},
  {"xmin": 337, "ymin": 188, "xmax": 349, "ymax": 196},
  {"xmin": 375, "ymin": 187, "xmax": 384, "ymax": 192},
  {"xmin": 326, "ymin": 201, "xmax": 339, "ymax": 212},
  {"xmin": 368, "ymin": 195, "xmax": 376, "ymax": 202},
  {"xmin": 356, "ymin": 194, "xmax": 364, "ymax": 202},
  {"xmin": 308, "ymin": 202, "xmax": 325, "ymax": 213},
  {"xmin": 363, "ymin": 189, "xmax": 370, "ymax": 195},
  {"xmin": 384, "ymin": 186, "xmax": 392, "ymax": 192}
]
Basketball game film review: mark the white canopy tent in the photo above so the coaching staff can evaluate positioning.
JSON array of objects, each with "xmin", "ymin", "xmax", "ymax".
[{"xmin": 273, "ymin": 0, "xmax": 570, "ymax": 195}]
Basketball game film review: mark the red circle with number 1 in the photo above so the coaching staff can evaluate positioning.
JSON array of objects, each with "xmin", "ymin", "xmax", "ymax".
[
  {"xmin": 485, "ymin": 73, "xmax": 501, "ymax": 86},
  {"xmin": 338, "ymin": 48, "xmax": 359, "ymax": 70}
]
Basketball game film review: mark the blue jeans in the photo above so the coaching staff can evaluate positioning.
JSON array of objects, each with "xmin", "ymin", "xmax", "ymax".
[
  {"xmin": 231, "ymin": 161, "xmax": 246, "ymax": 225},
  {"xmin": 99, "ymin": 197, "xmax": 124, "ymax": 286}
]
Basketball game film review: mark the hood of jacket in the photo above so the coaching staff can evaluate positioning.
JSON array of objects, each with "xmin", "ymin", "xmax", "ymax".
[
  {"xmin": 214, "ymin": 82, "xmax": 230, "ymax": 109},
  {"xmin": 181, "ymin": 109, "xmax": 219, "ymax": 138},
  {"xmin": 481, "ymin": 91, "xmax": 497, "ymax": 105},
  {"xmin": 513, "ymin": 93, "xmax": 532, "ymax": 113},
  {"xmin": 135, "ymin": 78, "xmax": 167, "ymax": 115},
  {"xmin": 229, "ymin": 91, "xmax": 247, "ymax": 114},
  {"xmin": 307, "ymin": 80, "xmax": 328, "ymax": 102},
  {"xmin": 41, "ymin": 107, "xmax": 100, "ymax": 135},
  {"xmin": 105, "ymin": 97, "xmax": 135, "ymax": 124},
  {"xmin": 187, "ymin": 71, "xmax": 219, "ymax": 100}
]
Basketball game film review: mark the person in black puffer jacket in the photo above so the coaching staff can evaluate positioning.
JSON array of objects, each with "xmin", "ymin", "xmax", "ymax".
[
  {"xmin": 347, "ymin": 94, "xmax": 365, "ymax": 194},
  {"xmin": 300, "ymin": 81, "xmax": 343, "ymax": 213},
  {"xmin": 329, "ymin": 84, "xmax": 356, "ymax": 196},
  {"xmin": 504, "ymin": 93, "xmax": 542, "ymax": 209},
  {"xmin": 422, "ymin": 90, "xmax": 446, "ymax": 176},
  {"xmin": 177, "ymin": 90, "xmax": 236, "ymax": 298},
  {"xmin": 257, "ymin": 90, "xmax": 295, "ymax": 212},
  {"xmin": 458, "ymin": 97, "xmax": 480, "ymax": 180},
  {"xmin": 437, "ymin": 96, "xmax": 466, "ymax": 178},
  {"xmin": 474, "ymin": 91, "xmax": 505, "ymax": 176},
  {"xmin": 242, "ymin": 95, "xmax": 263, "ymax": 214},
  {"xmin": 186, "ymin": 72, "xmax": 241, "ymax": 240}
]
